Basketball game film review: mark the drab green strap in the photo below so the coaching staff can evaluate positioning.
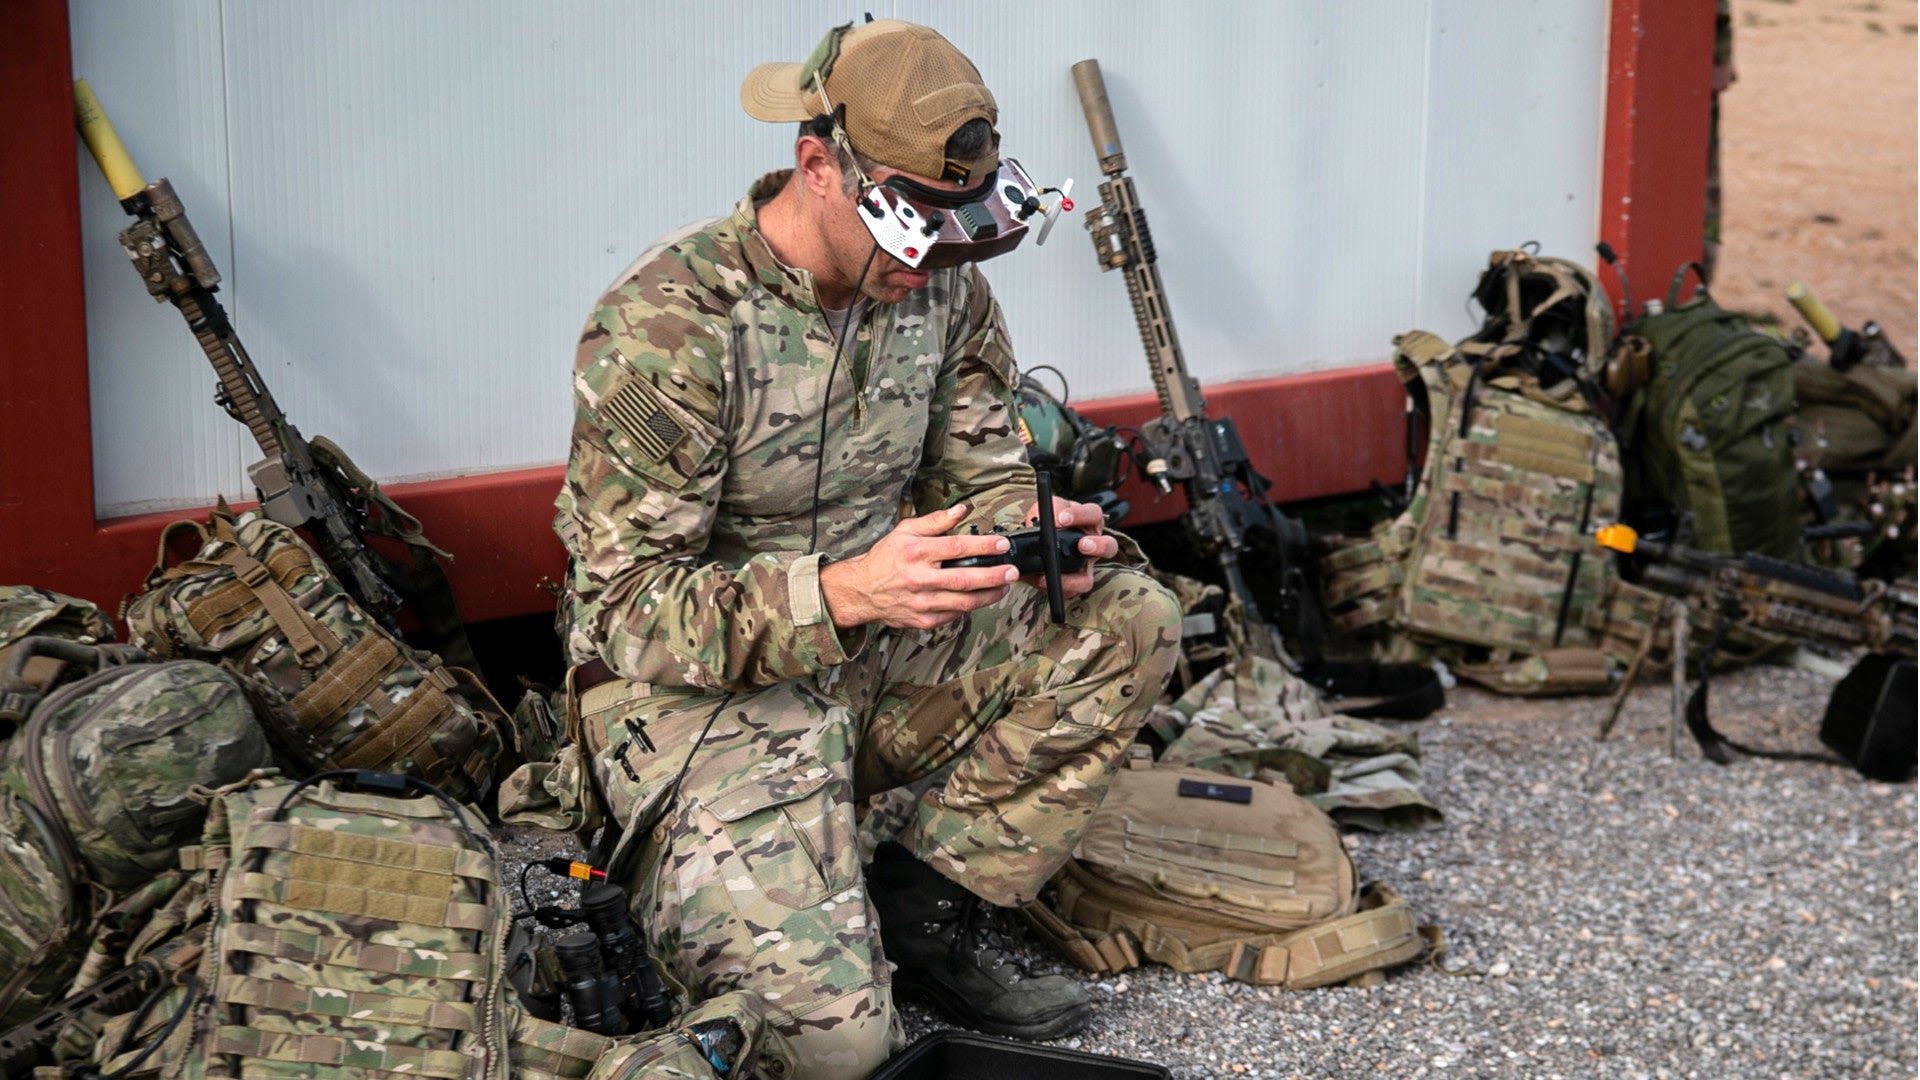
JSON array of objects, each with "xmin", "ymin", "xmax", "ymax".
[
  {"xmin": 223, "ymin": 973, "xmax": 479, "ymax": 1032},
  {"xmin": 291, "ymin": 631, "xmax": 402, "ymax": 734},
  {"xmin": 1019, "ymin": 900, "xmax": 1141, "ymax": 976},
  {"xmin": 209, "ymin": 1025, "xmax": 472, "ymax": 1079},
  {"xmin": 1226, "ymin": 896, "xmax": 1419, "ymax": 986},
  {"xmin": 1048, "ymin": 870, "xmax": 1421, "ymax": 988},
  {"xmin": 1332, "ymin": 596, "xmax": 1396, "ymax": 635},
  {"xmin": 1321, "ymin": 557, "xmax": 1398, "ymax": 607},
  {"xmin": 210, "ymin": 545, "xmax": 339, "ymax": 666},
  {"xmin": 225, "ymin": 922, "xmax": 486, "ymax": 980},
  {"xmin": 243, "ymin": 820, "xmax": 495, "ymax": 882},
  {"xmin": 233, "ymin": 872, "xmax": 493, "ymax": 931}
]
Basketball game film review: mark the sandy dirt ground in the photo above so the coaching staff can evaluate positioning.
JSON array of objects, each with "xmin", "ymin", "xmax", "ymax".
[{"xmin": 1711, "ymin": 0, "xmax": 1917, "ymax": 360}]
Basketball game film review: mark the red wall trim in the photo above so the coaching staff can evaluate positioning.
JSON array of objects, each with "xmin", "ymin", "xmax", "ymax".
[
  {"xmin": 1598, "ymin": 0, "xmax": 1715, "ymax": 319},
  {"xmin": 0, "ymin": 0, "xmax": 1708, "ymax": 625},
  {"xmin": 1, "ymin": 0, "xmax": 99, "ymax": 602}
]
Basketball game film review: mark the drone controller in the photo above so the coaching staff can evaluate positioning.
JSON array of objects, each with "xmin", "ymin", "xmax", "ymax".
[
  {"xmin": 940, "ymin": 465, "xmax": 1086, "ymax": 624},
  {"xmin": 943, "ymin": 527, "xmax": 1088, "ymax": 577}
]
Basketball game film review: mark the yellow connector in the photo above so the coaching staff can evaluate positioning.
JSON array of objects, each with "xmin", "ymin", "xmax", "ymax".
[{"xmin": 1593, "ymin": 523, "xmax": 1639, "ymax": 555}]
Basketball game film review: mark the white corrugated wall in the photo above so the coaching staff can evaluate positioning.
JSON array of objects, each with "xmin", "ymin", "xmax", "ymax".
[{"xmin": 69, "ymin": 0, "xmax": 1607, "ymax": 517}]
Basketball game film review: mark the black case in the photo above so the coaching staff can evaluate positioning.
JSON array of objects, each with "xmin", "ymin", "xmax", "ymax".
[
  {"xmin": 873, "ymin": 1031, "xmax": 1172, "ymax": 1080},
  {"xmin": 1818, "ymin": 652, "xmax": 1916, "ymax": 782}
]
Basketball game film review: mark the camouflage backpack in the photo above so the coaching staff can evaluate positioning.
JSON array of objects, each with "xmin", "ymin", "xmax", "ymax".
[
  {"xmin": 1022, "ymin": 754, "xmax": 1424, "ymax": 988},
  {"xmin": 86, "ymin": 773, "xmax": 520, "ymax": 1079},
  {"xmin": 0, "ymin": 639, "xmax": 270, "ymax": 1029},
  {"xmin": 83, "ymin": 772, "xmax": 762, "ymax": 1080},
  {"xmin": 0, "ymin": 586, "xmax": 116, "ymax": 734},
  {"xmin": 1320, "ymin": 331, "xmax": 1654, "ymax": 694},
  {"xmin": 1618, "ymin": 263, "xmax": 1802, "ymax": 560},
  {"xmin": 123, "ymin": 508, "xmax": 510, "ymax": 804}
]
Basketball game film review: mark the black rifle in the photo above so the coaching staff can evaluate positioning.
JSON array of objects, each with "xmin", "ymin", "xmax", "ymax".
[
  {"xmin": 74, "ymin": 81, "xmax": 475, "ymax": 667},
  {"xmin": 1071, "ymin": 60, "xmax": 1324, "ymax": 669},
  {"xmin": 0, "ymin": 940, "xmax": 198, "ymax": 1079}
]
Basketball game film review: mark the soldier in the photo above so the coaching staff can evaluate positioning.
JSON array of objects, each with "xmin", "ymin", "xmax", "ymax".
[{"xmin": 551, "ymin": 18, "xmax": 1182, "ymax": 1079}]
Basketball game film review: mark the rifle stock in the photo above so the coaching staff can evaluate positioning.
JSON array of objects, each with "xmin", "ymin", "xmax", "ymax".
[{"xmin": 1071, "ymin": 60, "xmax": 1320, "ymax": 667}]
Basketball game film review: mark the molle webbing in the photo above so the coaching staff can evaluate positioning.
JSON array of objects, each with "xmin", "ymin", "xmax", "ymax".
[
  {"xmin": 508, "ymin": 1013, "xmax": 616, "ymax": 1080},
  {"xmin": 128, "ymin": 510, "xmax": 504, "ymax": 803},
  {"xmin": 1400, "ymin": 347, "xmax": 1620, "ymax": 654},
  {"xmin": 233, "ymin": 821, "xmax": 494, "ymax": 930},
  {"xmin": 223, "ymin": 923, "xmax": 487, "ymax": 980},
  {"xmin": 205, "ymin": 1025, "xmax": 473, "ymax": 1079},
  {"xmin": 222, "ymin": 975, "xmax": 482, "ymax": 1031},
  {"xmin": 192, "ymin": 782, "xmax": 507, "ymax": 1080}
]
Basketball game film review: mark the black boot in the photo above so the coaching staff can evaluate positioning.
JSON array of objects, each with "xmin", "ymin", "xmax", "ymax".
[{"xmin": 868, "ymin": 842, "xmax": 1092, "ymax": 1041}]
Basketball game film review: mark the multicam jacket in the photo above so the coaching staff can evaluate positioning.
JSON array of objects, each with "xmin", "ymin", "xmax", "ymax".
[{"xmin": 555, "ymin": 172, "xmax": 1037, "ymax": 691}]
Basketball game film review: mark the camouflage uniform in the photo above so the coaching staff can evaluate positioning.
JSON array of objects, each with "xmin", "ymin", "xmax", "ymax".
[{"xmin": 553, "ymin": 174, "xmax": 1182, "ymax": 1078}]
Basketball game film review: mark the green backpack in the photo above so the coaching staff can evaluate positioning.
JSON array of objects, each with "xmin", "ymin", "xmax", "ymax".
[
  {"xmin": 0, "ymin": 640, "xmax": 270, "ymax": 1029},
  {"xmin": 1619, "ymin": 264, "xmax": 1802, "ymax": 559}
]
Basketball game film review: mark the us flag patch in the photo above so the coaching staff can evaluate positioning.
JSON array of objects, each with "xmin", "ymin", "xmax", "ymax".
[{"xmin": 602, "ymin": 381, "xmax": 687, "ymax": 462}]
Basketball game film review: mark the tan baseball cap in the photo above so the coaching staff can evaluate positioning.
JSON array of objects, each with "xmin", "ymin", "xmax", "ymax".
[{"xmin": 740, "ymin": 19, "xmax": 1000, "ymax": 182}]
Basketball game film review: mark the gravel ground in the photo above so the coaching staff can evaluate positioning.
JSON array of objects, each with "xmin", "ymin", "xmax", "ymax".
[{"xmin": 500, "ymin": 657, "xmax": 1918, "ymax": 1079}]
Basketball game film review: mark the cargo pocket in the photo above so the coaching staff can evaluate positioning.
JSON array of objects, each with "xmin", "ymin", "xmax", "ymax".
[
  {"xmin": 944, "ymin": 697, "xmax": 1114, "ymax": 809},
  {"xmin": 697, "ymin": 765, "xmax": 847, "ymax": 913}
]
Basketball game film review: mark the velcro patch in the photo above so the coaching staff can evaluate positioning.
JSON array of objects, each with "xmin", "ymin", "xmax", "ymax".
[{"xmin": 601, "ymin": 381, "xmax": 688, "ymax": 463}]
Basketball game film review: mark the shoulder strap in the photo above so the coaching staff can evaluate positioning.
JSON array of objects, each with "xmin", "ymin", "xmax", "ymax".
[{"xmin": 1024, "ymin": 879, "xmax": 1424, "ymax": 989}]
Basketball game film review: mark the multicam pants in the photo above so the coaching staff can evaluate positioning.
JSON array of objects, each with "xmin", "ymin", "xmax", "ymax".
[{"xmin": 580, "ymin": 566, "xmax": 1180, "ymax": 1080}]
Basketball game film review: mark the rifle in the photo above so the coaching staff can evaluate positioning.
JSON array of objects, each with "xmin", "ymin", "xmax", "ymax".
[
  {"xmin": 1786, "ymin": 281, "xmax": 1908, "ymax": 371},
  {"xmin": 72, "ymin": 81, "xmax": 470, "ymax": 662},
  {"xmin": 0, "ymin": 940, "xmax": 199, "ymax": 1079},
  {"xmin": 1595, "ymin": 522, "xmax": 1917, "ymax": 766},
  {"xmin": 1070, "ymin": 60, "xmax": 1323, "ymax": 669},
  {"xmin": 1595, "ymin": 523, "xmax": 1916, "ymax": 659}
]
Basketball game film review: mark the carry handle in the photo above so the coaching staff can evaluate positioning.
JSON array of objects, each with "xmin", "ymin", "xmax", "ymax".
[{"xmin": 1666, "ymin": 261, "xmax": 1711, "ymax": 309}]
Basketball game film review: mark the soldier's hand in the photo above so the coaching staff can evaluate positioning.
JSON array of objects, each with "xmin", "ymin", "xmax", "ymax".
[
  {"xmin": 1022, "ymin": 497, "xmax": 1117, "ymax": 600},
  {"xmin": 820, "ymin": 503, "xmax": 1019, "ymax": 631}
]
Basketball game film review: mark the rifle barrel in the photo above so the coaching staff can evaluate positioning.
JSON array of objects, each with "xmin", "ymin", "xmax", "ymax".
[{"xmin": 1071, "ymin": 60, "xmax": 1128, "ymax": 177}]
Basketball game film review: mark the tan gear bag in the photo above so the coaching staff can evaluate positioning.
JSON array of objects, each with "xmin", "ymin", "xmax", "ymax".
[
  {"xmin": 123, "ymin": 507, "xmax": 509, "ymax": 804},
  {"xmin": 1023, "ymin": 756, "xmax": 1424, "ymax": 989}
]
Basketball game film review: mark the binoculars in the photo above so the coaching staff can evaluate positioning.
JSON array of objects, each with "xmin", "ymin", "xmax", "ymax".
[{"xmin": 536, "ymin": 880, "xmax": 674, "ymax": 1036}]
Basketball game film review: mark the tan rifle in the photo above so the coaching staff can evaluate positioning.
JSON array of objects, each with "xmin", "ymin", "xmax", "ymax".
[
  {"xmin": 1595, "ymin": 522, "xmax": 1915, "ymax": 764},
  {"xmin": 72, "ymin": 80, "xmax": 470, "ymax": 662},
  {"xmin": 1071, "ymin": 60, "xmax": 1322, "ymax": 669}
]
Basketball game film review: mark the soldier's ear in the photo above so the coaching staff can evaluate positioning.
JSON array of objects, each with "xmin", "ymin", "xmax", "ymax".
[{"xmin": 793, "ymin": 135, "xmax": 844, "ymax": 200}]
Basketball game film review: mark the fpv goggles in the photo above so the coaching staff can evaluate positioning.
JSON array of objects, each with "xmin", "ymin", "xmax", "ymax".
[{"xmin": 852, "ymin": 158, "xmax": 1075, "ymax": 270}]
